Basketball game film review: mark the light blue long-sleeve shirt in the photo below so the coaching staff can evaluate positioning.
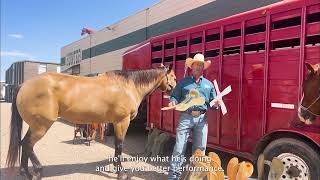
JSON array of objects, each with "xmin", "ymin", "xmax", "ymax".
[{"xmin": 170, "ymin": 75, "xmax": 218, "ymax": 112}]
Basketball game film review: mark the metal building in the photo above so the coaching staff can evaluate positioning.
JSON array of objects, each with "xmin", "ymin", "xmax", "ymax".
[
  {"xmin": 0, "ymin": 81, "xmax": 5, "ymax": 102},
  {"xmin": 5, "ymin": 60, "xmax": 60, "ymax": 102},
  {"xmin": 60, "ymin": 0, "xmax": 281, "ymax": 75}
]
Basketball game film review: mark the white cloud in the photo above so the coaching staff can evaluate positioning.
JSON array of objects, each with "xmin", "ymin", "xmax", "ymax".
[
  {"xmin": 0, "ymin": 50, "xmax": 35, "ymax": 59},
  {"xmin": 8, "ymin": 34, "xmax": 24, "ymax": 39}
]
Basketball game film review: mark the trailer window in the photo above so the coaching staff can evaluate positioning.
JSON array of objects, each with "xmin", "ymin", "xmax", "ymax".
[
  {"xmin": 177, "ymin": 40, "xmax": 187, "ymax": 47},
  {"xmin": 223, "ymin": 46, "xmax": 240, "ymax": 55},
  {"xmin": 306, "ymin": 35, "xmax": 320, "ymax": 46},
  {"xmin": 165, "ymin": 43, "xmax": 174, "ymax": 49},
  {"xmin": 224, "ymin": 29, "xmax": 241, "ymax": 39},
  {"xmin": 176, "ymin": 54, "xmax": 187, "ymax": 61},
  {"xmin": 245, "ymin": 24, "xmax": 266, "ymax": 35},
  {"xmin": 164, "ymin": 56, "xmax": 173, "ymax": 62},
  {"xmin": 271, "ymin": 38, "xmax": 300, "ymax": 50},
  {"xmin": 244, "ymin": 43, "xmax": 265, "ymax": 52},
  {"xmin": 190, "ymin": 37, "xmax": 202, "ymax": 45},
  {"xmin": 151, "ymin": 58, "xmax": 162, "ymax": 64},
  {"xmin": 272, "ymin": 16, "xmax": 301, "ymax": 30},
  {"xmin": 205, "ymin": 33, "xmax": 220, "ymax": 42},
  {"xmin": 152, "ymin": 45, "xmax": 162, "ymax": 52},
  {"xmin": 307, "ymin": 12, "xmax": 320, "ymax": 23},
  {"xmin": 205, "ymin": 49, "xmax": 219, "ymax": 57}
]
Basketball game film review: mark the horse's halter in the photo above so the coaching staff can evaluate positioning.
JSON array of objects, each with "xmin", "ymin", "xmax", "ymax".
[
  {"xmin": 300, "ymin": 89, "xmax": 320, "ymax": 116},
  {"xmin": 165, "ymin": 73, "xmax": 175, "ymax": 91},
  {"xmin": 162, "ymin": 66, "xmax": 175, "ymax": 91}
]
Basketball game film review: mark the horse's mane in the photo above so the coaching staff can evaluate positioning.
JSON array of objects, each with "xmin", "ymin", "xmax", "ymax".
[{"xmin": 105, "ymin": 68, "xmax": 166, "ymax": 86}]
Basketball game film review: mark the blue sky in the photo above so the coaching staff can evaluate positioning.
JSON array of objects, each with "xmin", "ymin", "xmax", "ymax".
[{"xmin": 0, "ymin": 0, "xmax": 159, "ymax": 81}]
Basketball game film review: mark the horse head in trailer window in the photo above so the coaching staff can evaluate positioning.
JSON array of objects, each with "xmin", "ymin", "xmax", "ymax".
[
  {"xmin": 298, "ymin": 63, "xmax": 320, "ymax": 125},
  {"xmin": 6, "ymin": 64, "xmax": 176, "ymax": 180}
]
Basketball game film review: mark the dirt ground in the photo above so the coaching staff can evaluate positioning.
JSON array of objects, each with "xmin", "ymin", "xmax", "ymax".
[{"xmin": 1, "ymin": 103, "xmax": 257, "ymax": 180}]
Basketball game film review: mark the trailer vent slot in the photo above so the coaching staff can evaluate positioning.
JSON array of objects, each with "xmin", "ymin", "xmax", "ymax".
[
  {"xmin": 307, "ymin": 12, "xmax": 320, "ymax": 23},
  {"xmin": 272, "ymin": 16, "xmax": 301, "ymax": 30},
  {"xmin": 152, "ymin": 45, "xmax": 162, "ymax": 52},
  {"xmin": 205, "ymin": 33, "xmax": 220, "ymax": 42},
  {"xmin": 223, "ymin": 46, "xmax": 240, "ymax": 55},
  {"xmin": 151, "ymin": 58, "xmax": 162, "ymax": 64},
  {"xmin": 190, "ymin": 37, "xmax": 202, "ymax": 45},
  {"xmin": 205, "ymin": 49, "xmax": 220, "ymax": 57},
  {"xmin": 165, "ymin": 43, "xmax": 174, "ymax": 49},
  {"xmin": 177, "ymin": 40, "xmax": 187, "ymax": 47},
  {"xmin": 245, "ymin": 24, "xmax": 266, "ymax": 35},
  {"xmin": 164, "ymin": 56, "xmax": 173, "ymax": 62},
  {"xmin": 176, "ymin": 54, "xmax": 187, "ymax": 61},
  {"xmin": 245, "ymin": 43, "xmax": 265, "ymax": 52},
  {"xmin": 224, "ymin": 29, "xmax": 241, "ymax": 39},
  {"xmin": 271, "ymin": 38, "xmax": 300, "ymax": 50},
  {"xmin": 306, "ymin": 35, "xmax": 320, "ymax": 46}
]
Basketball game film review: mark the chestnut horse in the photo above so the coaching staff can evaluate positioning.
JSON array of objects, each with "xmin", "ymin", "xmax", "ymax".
[
  {"xmin": 298, "ymin": 63, "xmax": 320, "ymax": 125},
  {"xmin": 90, "ymin": 123, "xmax": 105, "ymax": 141},
  {"xmin": 6, "ymin": 65, "xmax": 176, "ymax": 180}
]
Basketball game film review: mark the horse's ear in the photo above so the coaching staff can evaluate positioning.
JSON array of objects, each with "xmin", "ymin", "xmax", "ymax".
[
  {"xmin": 305, "ymin": 63, "xmax": 315, "ymax": 74},
  {"xmin": 167, "ymin": 64, "xmax": 173, "ymax": 73},
  {"xmin": 160, "ymin": 63, "xmax": 165, "ymax": 68}
]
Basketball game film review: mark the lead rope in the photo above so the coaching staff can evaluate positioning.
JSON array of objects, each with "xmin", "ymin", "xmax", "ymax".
[
  {"xmin": 300, "ymin": 93, "xmax": 320, "ymax": 116},
  {"xmin": 183, "ymin": 61, "xmax": 188, "ymax": 78}
]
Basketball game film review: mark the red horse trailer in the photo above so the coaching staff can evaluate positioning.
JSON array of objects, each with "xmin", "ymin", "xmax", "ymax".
[{"xmin": 123, "ymin": 0, "xmax": 320, "ymax": 178}]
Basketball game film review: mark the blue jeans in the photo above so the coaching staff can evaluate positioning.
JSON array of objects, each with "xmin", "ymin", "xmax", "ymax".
[{"xmin": 168, "ymin": 112, "xmax": 208, "ymax": 180}]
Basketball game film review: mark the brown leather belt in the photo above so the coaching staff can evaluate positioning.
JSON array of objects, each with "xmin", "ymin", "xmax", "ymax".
[{"xmin": 187, "ymin": 110, "xmax": 206, "ymax": 117}]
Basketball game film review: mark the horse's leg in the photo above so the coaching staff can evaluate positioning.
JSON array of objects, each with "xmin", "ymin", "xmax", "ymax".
[
  {"xmin": 24, "ymin": 122, "xmax": 53, "ymax": 180},
  {"xmin": 100, "ymin": 123, "xmax": 104, "ymax": 141},
  {"xmin": 91, "ymin": 129, "xmax": 97, "ymax": 141},
  {"xmin": 20, "ymin": 129, "xmax": 32, "ymax": 179},
  {"xmin": 91, "ymin": 123, "xmax": 99, "ymax": 141},
  {"xmin": 113, "ymin": 117, "xmax": 130, "ymax": 180}
]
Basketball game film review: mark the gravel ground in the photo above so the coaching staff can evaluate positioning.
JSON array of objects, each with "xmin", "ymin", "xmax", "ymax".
[{"xmin": 1, "ymin": 103, "xmax": 257, "ymax": 180}]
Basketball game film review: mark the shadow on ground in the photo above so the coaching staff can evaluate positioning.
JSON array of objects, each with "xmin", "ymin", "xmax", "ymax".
[
  {"xmin": 2, "ymin": 119, "xmax": 257, "ymax": 179},
  {"xmin": 0, "ymin": 158, "xmax": 168, "ymax": 180}
]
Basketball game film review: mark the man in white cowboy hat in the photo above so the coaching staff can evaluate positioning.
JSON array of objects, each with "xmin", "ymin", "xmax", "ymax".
[{"xmin": 168, "ymin": 53, "xmax": 219, "ymax": 180}]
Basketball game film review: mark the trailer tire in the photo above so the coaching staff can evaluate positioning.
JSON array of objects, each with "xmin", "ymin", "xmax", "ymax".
[{"xmin": 262, "ymin": 138, "xmax": 319, "ymax": 180}]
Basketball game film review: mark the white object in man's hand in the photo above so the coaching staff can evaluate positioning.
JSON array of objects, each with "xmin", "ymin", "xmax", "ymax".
[
  {"xmin": 210, "ymin": 80, "xmax": 232, "ymax": 115},
  {"xmin": 211, "ymin": 101, "xmax": 220, "ymax": 108}
]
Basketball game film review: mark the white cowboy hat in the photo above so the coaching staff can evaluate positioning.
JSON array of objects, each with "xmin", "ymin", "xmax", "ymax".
[{"xmin": 186, "ymin": 53, "xmax": 211, "ymax": 70}]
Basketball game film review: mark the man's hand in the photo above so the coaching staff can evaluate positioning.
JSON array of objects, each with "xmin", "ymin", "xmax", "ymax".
[
  {"xmin": 210, "ymin": 80, "xmax": 232, "ymax": 115},
  {"xmin": 168, "ymin": 101, "xmax": 176, "ymax": 107},
  {"xmin": 161, "ymin": 101, "xmax": 177, "ymax": 111},
  {"xmin": 212, "ymin": 101, "xmax": 220, "ymax": 107}
]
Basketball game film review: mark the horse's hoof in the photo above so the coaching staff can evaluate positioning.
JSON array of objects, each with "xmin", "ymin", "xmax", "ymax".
[
  {"xmin": 20, "ymin": 168, "xmax": 32, "ymax": 180},
  {"xmin": 117, "ymin": 171, "xmax": 128, "ymax": 180},
  {"xmin": 31, "ymin": 172, "xmax": 42, "ymax": 180},
  {"xmin": 31, "ymin": 170, "xmax": 42, "ymax": 180}
]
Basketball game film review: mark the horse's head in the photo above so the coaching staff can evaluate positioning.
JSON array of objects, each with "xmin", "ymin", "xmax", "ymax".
[
  {"xmin": 158, "ymin": 64, "xmax": 176, "ymax": 93},
  {"xmin": 298, "ymin": 63, "xmax": 320, "ymax": 124}
]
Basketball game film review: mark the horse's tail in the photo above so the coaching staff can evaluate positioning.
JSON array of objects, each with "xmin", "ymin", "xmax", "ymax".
[{"xmin": 6, "ymin": 85, "xmax": 22, "ymax": 167}]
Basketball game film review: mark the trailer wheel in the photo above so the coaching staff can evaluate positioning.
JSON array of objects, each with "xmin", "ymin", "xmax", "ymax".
[{"xmin": 262, "ymin": 138, "xmax": 320, "ymax": 180}]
